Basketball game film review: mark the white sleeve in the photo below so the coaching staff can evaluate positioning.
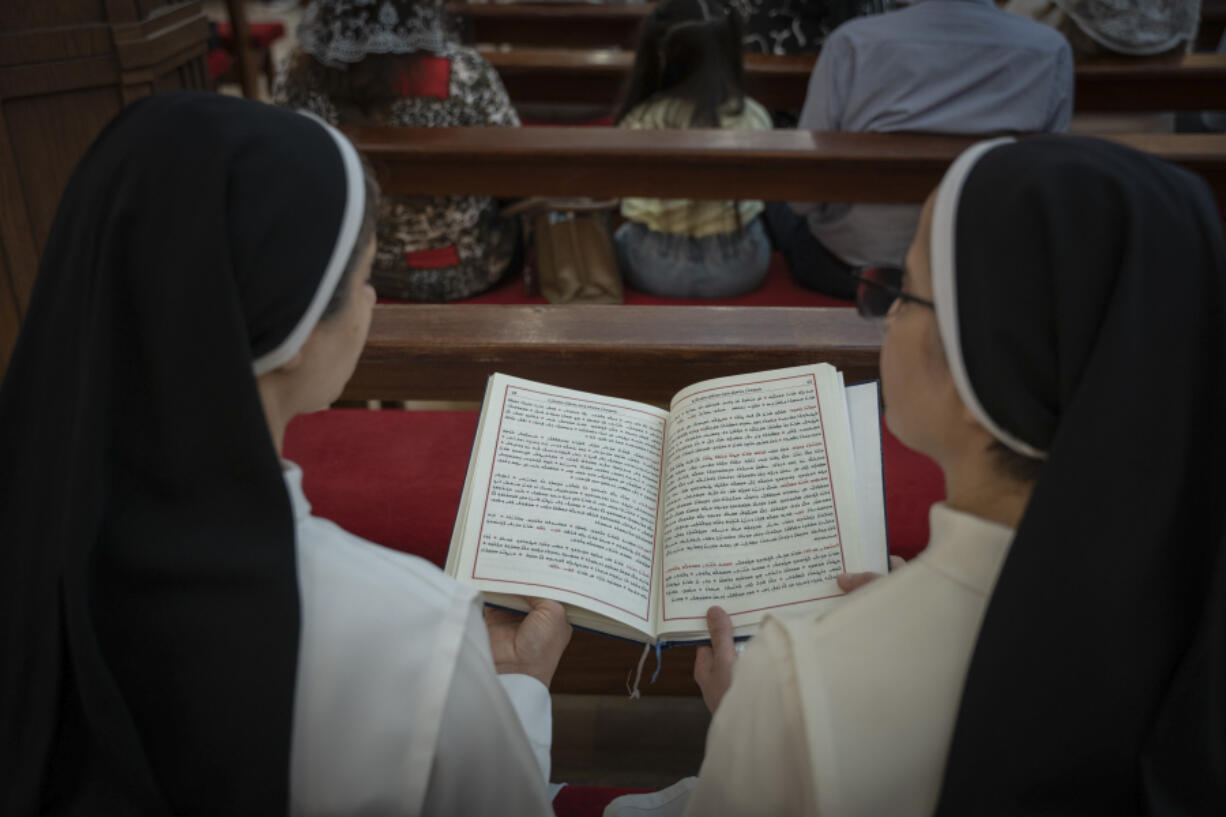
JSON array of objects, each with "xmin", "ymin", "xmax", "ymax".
[
  {"xmin": 681, "ymin": 628, "xmax": 814, "ymax": 817},
  {"xmin": 498, "ymin": 673, "xmax": 553, "ymax": 783},
  {"xmin": 420, "ymin": 603, "xmax": 554, "ymax": 817}
]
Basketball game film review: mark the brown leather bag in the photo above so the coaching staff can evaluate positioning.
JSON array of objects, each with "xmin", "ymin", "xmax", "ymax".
[{"xmin": 503, "ymin": 198, "xmax": 623, "ymax": 304}]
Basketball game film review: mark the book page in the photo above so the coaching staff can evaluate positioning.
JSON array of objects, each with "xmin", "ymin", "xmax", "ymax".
[
  {"xmin": 658, "ymin": 364, "xmax": 863, "ymax": 637},
  {"xmin": 451, "ymin": 374, "xmax": 668, "ymax": 638}
]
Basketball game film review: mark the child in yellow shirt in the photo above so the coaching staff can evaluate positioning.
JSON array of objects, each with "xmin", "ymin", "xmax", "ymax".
[{"xmin": 615, "ymin": 0, "xmax": 773, "ymax": 298}]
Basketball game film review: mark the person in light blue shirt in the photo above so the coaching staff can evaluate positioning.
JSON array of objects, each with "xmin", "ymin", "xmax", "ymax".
[{"xmin": 767, "ymin": 0, "xmax": 1073, "ymax": 298}]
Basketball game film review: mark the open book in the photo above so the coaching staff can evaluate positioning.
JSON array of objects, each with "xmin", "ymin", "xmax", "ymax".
[{"xmin": 447, "ymin": 364, "xmax": 888, "ymax": 645}]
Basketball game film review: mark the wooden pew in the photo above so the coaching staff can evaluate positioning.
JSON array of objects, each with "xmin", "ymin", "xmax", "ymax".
[
  {"xmin": 481, "ymin": 47, "xmax": 806, "ymax": 111},
  {"xmin": 472, "ymin": 46, "xmax": 1226, "ymax": 113},
  {"xmin": 1201, "ymin": 0, "xmax": 1226, "ymax": 50},
  {"xmin": 453, "ymin": 1, "xmax": 1226, "ymax": 59},
  {"xmin": 348, "ymin": 127, "xmax": 1226, "ymax": 212},
  {"xmin": 449, "ymin": 1, "xmax": 648, "ymax": 49},
  {"xmin": 1076, "ymin": 54, "xmax": 1226, "ymax": 112}
]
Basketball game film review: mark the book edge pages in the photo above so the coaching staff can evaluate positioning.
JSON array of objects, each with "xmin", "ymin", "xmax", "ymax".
[
  {"xmin": 846, "ymin": 380, "xmax": 889, "ymax": 574},
  {"xmin": 445, "ymin": 376, "xmax": 496, "ymax": 578}
]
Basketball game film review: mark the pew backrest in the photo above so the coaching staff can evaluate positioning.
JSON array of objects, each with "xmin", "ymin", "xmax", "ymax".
[
  {"xmin": 449, "ymin": 1, "xmax": 647, "ymax": 49},
  {"xmin": 470, "ymin": 45, "xmax": 1226, "ymax": 113},
  {"xmin": 343, "ymin": 304, "xmax": 883, "ymax": 404},
  {"xmin": 348, "ymin": 126, "xmax": 1226, "ymax": 211}
]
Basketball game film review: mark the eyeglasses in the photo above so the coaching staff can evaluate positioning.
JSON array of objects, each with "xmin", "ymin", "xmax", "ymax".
[{"xmin": 850, "ymin": 266, "xmax": 935, "ymax": 318}]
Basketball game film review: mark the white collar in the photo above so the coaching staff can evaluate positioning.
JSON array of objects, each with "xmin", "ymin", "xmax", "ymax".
[
  {"xmin": 281, "ymin": 460, "xmax": 312, "ymax": 524},
  {"xmin": 921, "ymin": 502, "xmax": 1015, "ymax": 594}
]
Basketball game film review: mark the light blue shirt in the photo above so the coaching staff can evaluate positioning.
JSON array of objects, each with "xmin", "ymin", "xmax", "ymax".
[{"xmin": 795, "ymin": 0, "xmax": 1073, "ymax": 267}]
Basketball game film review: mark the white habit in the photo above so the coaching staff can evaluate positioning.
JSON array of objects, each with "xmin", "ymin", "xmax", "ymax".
[
  {"xmin": 282, "ymin": 462, "xmax": 555, "ymax": 816},
  {"xmin": 605, "ymin": 502, "xmax": 1014, "ymax": 817}
]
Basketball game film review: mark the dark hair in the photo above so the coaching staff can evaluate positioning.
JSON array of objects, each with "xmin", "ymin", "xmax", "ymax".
[
  {"xmin": 322, "ymin": 156, "xmax": 381, "ymax": 318},
  {"xmin": 615, "ymin": 0, "xmax": 747, "ymax": 127},
  {"xmin": 987, "ymin": 439, "xmax": 1044, "ymax": 485}
]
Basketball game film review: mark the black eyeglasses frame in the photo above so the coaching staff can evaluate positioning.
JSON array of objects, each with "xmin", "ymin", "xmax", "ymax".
[{"xmin": 849, "ymin": 267, "xmax": 936, "ymax": 319}]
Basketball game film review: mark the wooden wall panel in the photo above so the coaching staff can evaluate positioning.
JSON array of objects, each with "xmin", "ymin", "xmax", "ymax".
[
  {"xmin": 7, "ymin": 89, "xmax": 121, "ymax": 274},
  {"xmin": 0, "ymin": 1, "xmax": 209, "ymax": 376},
  {"xmin": 0, "ymin": 247, "xmax": 20, "ymax": 371},
  {"xmin": 0, "ymin": 1, "xmax": 109, "ymax": 30},
  {"xmin": 0, "ymin": 108, "xmax": 37, "ymax": 373}
]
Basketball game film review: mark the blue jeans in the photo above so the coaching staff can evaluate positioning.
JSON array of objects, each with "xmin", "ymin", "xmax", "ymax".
[{"xmin": 614, "ymin": 217, "xmax": 771, "ymax": 298}]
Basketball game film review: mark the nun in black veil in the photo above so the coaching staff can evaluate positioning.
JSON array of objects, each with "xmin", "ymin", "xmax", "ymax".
[
  {"xmin": 926, "ymin": 138, "xmax": 1226, "ymax": 814},
  {"xmin": 607, "ymin": 135, "xmax": 1226, "ymax": 817},
  {"xmin": 0, "ymin": 92, "xmax": 567, "ymax": 815}
]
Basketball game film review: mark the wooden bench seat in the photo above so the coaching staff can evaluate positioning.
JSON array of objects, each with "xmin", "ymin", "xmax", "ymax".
[
  {"xmin": 390, "ymin": 249, "xmax": 851, "ymax": 308},
  {"xmin": 470, "ymin": 45, "xmax": 1226, "ymax": 113}
]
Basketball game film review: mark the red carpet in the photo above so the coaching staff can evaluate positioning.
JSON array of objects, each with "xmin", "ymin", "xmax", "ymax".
[
  {"xmin": 283, "ymin": 409, "xmax": 942, "ymax": 566},
  {"xmin": 553, "ymin": 786, "xmax": 650, "ymax": 817},
  {"xmin": 380, "ymin": 251, "xmax": 853, "ymax": 308}
]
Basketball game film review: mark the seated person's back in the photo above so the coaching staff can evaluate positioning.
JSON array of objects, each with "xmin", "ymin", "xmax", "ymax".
[
  {"xmin": 1004, "ymin": 0, "xmax": 1202, "ymax": 58},
  {"xmin": 614, "ymin": 0, "xmax": 775, "ymax": 299},
  {"xmin": 276, "ymin": 0, "xmax": 521, "ymax": 302},
  {"xmin": 740, "ymin": 0, "xmax": 890, "ymax": 54},
  {"xmin": 767, "ymin": 0, "xmax": 1073, "ymax": 296}
]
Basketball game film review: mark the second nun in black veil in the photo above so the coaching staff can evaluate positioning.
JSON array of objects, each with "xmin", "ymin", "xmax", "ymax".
[
  {"xmin": 930, "ymin": 138, "xmax": 1226, "ymax": 813},
  {"xmin": 0, "ymin": 92, "xmax": 569, "ymax": 815},
  {"xmin": 605, "ymin": 135, "xmax": 1225, "ymax": 817}
]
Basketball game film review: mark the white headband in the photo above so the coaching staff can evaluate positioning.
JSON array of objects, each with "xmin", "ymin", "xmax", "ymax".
[
  {"xmin": 252, "ymin": 114, "xmax": 365, "ymax": 376},
  {"xmin": 930, "ymin": 137, "xmax": 1047, "ymax": 461}
]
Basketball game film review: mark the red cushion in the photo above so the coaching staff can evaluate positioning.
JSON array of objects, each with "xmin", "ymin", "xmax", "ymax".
[
  {"xmin": 880, "ymin": 421, "xmax": 944, "ymax": 560},
  {"xmin": 207, "ymin": 49, "xmax": 233, "ymax": 80},
  {"xmin": 215, "ymin": 21, "xmax": 286, "ymax": 50},
  {"xmin": 282, "ymin": 409, "xmax": 942, "ymax": 567},
  {"xmin": 284, "ymin": 411, "xmax": 478, "ymax": 566},
  {"xmin": 397, "ymin": 55, "xmax": 451, "ymax": 99},
  {"xmin": 405, "ymin": 245, "xmax": 461, "ymax": 269},
  {"xmin": 553, "ymin": 786, "xmax": 651, "ymax": 817}
]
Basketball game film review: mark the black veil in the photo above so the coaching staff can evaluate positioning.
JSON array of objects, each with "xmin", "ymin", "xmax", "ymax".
[
  {"xmin": 0, "ymin": 92, "xmax": 364, "ymax": 814},
  {"xmin": 930, "ymin": 136, "xmax": 1226, "ymax": 814}
]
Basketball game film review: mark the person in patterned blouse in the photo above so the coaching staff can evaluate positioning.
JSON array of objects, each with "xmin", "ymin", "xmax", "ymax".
[
  {"xmin": 734, "ymin": 0, "xmax": 890, "ymax": 54},
  {"xmin": 276, "ymin": 0, "xmax": 521, "ymax": 301}
]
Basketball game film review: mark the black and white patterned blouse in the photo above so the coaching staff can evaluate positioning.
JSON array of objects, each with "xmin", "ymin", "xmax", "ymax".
[
  {"xmin": 734, "ymin": 0, "xmax": 891, "ymax": 54},
  {"xmin": 275, "ymin": 46, "xmax": 520, "ymax": 302}
]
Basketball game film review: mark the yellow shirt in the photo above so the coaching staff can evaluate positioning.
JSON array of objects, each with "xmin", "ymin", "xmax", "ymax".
[{"xmin": 619, "ymin": 97, "xmax": 772, "ymax": 238}]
